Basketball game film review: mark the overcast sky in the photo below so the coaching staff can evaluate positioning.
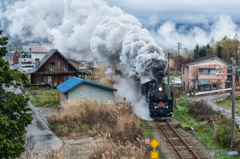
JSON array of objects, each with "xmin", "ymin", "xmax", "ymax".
[
  {"xmin": 104, "ymin": 0, "xmax": 240, "ymax": 24},
  {"xmin": 1, "ymin": 0, "xmax": 240, "ymax": 50}
]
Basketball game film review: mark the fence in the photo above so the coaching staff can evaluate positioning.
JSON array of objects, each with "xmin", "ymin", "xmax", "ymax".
[{"xmin": 25, "ymin": 86, "xmax": 60, "ymax": 107}]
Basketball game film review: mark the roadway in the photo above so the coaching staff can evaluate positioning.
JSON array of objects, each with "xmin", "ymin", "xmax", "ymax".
[
  {"xmin": 195, "ymin": 93, "xmax": 240, "ymax": 128},
  {"xmin": 5, "ymin": 86, "xmax": 63, "ymax": 154}
]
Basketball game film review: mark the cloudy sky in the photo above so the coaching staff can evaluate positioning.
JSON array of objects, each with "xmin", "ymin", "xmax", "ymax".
[
  {"xmin": 1, "ymin": 0, "xmax": 240, "ymax": 50},
  {"xmin": 104, "ymin": 0, "xmax": 240, "ymax": 24}
]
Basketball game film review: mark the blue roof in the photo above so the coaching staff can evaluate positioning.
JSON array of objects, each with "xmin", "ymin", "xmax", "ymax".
[
  {"xmin": 57, "ymin": 76, "xmax": 117, "ymax": 93},
  {"xmin": 198, "ymin": 79, "xmax": 212, "ymax": 85}
]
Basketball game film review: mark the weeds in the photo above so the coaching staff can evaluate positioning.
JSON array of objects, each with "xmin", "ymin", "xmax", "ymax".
[{"xmin": 48, "ymin": 99, "xmax": 142, "ymax": 145}]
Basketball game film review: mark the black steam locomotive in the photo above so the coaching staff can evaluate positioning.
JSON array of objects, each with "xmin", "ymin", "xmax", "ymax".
[{"xmin": 133, "ymin": 76, "xmax": 173, "ymax": 120}]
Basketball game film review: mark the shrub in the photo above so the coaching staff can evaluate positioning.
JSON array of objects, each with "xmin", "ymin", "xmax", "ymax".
[
  {"xmin": 220, "ymin": 119, "xmax": 232, "ymax": 126},
  {"xmin": 187, "ymin": 100, "xmax": 215, "ymax": 122},
  {"xmin": 216, "ymin": 125, "xmax": 232, "ymax": 147}
]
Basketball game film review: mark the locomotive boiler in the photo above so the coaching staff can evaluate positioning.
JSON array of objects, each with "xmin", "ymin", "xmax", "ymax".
[{"xmin": 133, "ymin": 76, "xmax": 173, "ymax": 120}]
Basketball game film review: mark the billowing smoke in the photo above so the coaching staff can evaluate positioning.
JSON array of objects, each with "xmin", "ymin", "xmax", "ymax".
[
  {"xmin": 90, "ymin": 13, "xmax": 167, "ymax": 83},
  {"xmin": 0, "ymin": 0, "xmax": 166, "ymax": 120},
  {"xmin": 113, "ymin": 77, "xmax": 153, "ymax": 121},
  {"xmin": 1, "ymin": 0, "xmax": 168, "ymax": 84}
]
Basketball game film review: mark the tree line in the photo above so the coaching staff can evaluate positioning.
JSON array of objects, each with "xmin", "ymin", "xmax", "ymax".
[{"xmin": 187, "ymin": 34, "xmax": 240, "ymax": 64}]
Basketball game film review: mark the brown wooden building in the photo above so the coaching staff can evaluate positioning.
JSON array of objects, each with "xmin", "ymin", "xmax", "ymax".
[
  {"xmin": 27, "ymin": 49, "xmax": 82, "ymax": 86},
  {"xmin": 13, "ymin": 51, "xmax": 21, "ymax": 64}
]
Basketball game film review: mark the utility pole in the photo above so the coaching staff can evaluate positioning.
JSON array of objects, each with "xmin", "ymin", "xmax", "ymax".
[
  {"xmin": 177, "ymin": 43, "xmax": 181, "ymax": 75},
  {"xmin": 231, "ymin": 54, "xmax": 236, "ymax": 147},
  {"xmin": 168, "ymin": 53, "xmax": 171, "ymax": 99},
  {"xmin": 9, "ymin": 45, "xmax": 11, "ymax": 66}
]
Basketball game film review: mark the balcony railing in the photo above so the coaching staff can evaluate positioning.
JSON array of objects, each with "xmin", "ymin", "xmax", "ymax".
[
  {"xmin": 199, "ymin": 72, "xmax": 217, "ymax": 75},
  {"xmin": 45, "ymin": 66, "xmax": 69, "ymax": 72}
]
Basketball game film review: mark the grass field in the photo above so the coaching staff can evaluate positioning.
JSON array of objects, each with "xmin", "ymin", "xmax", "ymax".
[
  {"xmin": 174, "ymin": 98, "xmax": 238, "ymax": 159},
  {"xmin": 217, "ymin": 97, "xmax": 240, "ymax": 115},
  {"xmin": 25, "ymin": 87, "xmax": 60, "ymax": 108}
]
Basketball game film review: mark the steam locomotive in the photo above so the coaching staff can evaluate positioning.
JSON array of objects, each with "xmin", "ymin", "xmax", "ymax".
[{"xmin": 133, "ymin": 76, "xmax": 173, "ymax": 120}]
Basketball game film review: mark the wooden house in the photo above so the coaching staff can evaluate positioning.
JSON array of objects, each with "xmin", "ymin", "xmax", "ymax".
[{"xmin": 27, "ymin": 49, "xmax": 84, "ymax": 86}]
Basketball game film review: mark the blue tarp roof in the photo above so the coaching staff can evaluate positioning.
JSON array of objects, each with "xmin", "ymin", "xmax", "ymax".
[
  {"xmin": 198, "ymin": 79, "xmax": 212, "ymax": 85},
  {"xmin": 57, "ymin": 76, "xmax": 117, "ymax": 93}
]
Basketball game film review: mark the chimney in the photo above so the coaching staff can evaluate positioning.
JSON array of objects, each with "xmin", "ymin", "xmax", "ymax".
[{"xmin": 35, "ymin": 58, "xmax": 39, "ymax": 68}]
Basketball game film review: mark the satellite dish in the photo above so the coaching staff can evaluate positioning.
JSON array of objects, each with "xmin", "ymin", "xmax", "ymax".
[{"xmin": 216, "ymin": 67, "xmax": 220, "ymax": 70}]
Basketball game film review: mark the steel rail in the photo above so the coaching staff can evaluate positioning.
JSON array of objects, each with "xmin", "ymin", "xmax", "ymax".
[{"xmin": 156, "ymin": 121, "xmax": 200, "ymax": 159}]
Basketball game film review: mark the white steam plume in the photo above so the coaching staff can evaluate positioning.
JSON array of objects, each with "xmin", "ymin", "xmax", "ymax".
[
  {"xmin": 113, "ymin": 77, "xmax": 153, "ymax": 121},
  {"xmin": 1, "ymin": 0, "xmax": 166, "ymax": 120}
]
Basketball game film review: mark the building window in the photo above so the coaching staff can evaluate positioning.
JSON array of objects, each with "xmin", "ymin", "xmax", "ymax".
[
  {"xmin": 30, "ymin": 48, "xmax": 31, "ymax": 51},
  {"xmin": 16, "ymin": 54, "xmax": 18, "ymax": 56},
  {"xmin": 199, "ymin": 68, "xmax": 217, "ymax": 75},
  {"xmin": 47, "ymin": 62, "xmax": 55, "ymax": 67},
  {"xmin": 183, "ymin": 68, "xmax": 184, "ymax": 74},
  {"xmin": 58, "ymin": 61, "xmax": 61, "ymax": 66}
]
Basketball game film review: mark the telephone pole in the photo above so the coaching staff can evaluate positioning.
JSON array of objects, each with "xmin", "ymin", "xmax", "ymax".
[
  {"xmin": 9, "ymin": 45, "xmax": 12, "ymax": 66},
  {"xmin": 177, "ymin": 43, "xmax": 181, "ymax": 75},
  {"xmin": 231, "ymin": 54, "xmax": 236, "ymax": 146},
  {"xmin": 168, "ymin": 53, "xmax": 171, "ymax": 99}
]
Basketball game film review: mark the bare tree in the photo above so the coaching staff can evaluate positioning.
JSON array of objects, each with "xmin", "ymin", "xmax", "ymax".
[
  {"xmin": 191, "ymin": 66, "xmax": 199, "ymax": 90},
  {"xmin": 212, "ymin": 79, "xmax": 224, "ymax": 90}
]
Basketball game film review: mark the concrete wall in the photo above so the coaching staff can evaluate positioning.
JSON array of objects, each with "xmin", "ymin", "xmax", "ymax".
[
  {"xmin": 68, "ymin": 83, "xmax": 114, "ymax": 103},
  {"xmin": 31, "ymin": 53, "xmax": 47, "ymax": 63},
  {"xmin": 181, "ymin": 66, "xmax": 189, "ymax": 88}
]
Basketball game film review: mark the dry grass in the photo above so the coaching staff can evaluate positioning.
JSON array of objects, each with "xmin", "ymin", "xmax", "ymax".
[
  {"xmin": 19, "ymin": 148, "xmax": 70, "ymax": 159},
  {"xmin": 48, "ymin": 98, "xmax": 142, "ymax": 145},
  {"xmin": 86, "ymin": 65, "xmax": 116, "ymax": 87},
  {"xmin": 89, "ymin": 133, "xmax": 147, "ymax": 159},
  {"xmin": 47, "ymin": 98, "xmax": 147, "ymax": 158}
]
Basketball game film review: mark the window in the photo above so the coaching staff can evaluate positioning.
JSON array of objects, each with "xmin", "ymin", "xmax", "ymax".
[
  {"xmin": 183, "ymin": 67, "xmax": 184, "ymax": 74},
  {"xmin": 199, "ymin": 68, "xmax": 217, "ymax": 75},
  {"xmin": 58, "ymin": 61, "xmax": 61, "ymax": 66},
  {"xmin": 16, "ymin": 54, "xmax": 18, "ymax": 56},
  {"xmin": 30, "ymin": 48, "xmax": 31, "ymax": 51},
  {"xmin": 47, "ymin": 62, "xmax": 55, "ymax": 67}
]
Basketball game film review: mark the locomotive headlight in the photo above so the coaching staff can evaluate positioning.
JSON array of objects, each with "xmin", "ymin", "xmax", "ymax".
[
  {"xmin": 154, "ymin": 106, "xmax": 157, "ymax": 109},
  {"xmin": 159, "ymin": 87, "xmax": 162, "ymax": 92}
]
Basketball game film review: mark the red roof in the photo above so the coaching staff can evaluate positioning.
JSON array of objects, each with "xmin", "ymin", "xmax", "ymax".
[
  {"xmin": 181, "ymin": 56, "xmax": 216, "ymax": 65},
  {"xmin": 31, "ymin": 45, "xmax": 55, "ymax": 53}
]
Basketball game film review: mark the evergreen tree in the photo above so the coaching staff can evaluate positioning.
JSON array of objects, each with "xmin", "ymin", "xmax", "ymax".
[
  {"xmin": 0, "ymin": 30, "xmax": 33, "ymax": 158},
  {"xmin": 193, "ymin": 44, "xmax": 207, "ymax": 59}
]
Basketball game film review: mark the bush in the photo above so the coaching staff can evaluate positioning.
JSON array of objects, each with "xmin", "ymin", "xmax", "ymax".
[
  {"xmin": 216, "ymin": 125, "xmax": 232, "ymax": 147},
  {"xmin": 187, "ymin": 100, "xmax": 215, "ymax": 122},
  {"xmin": 220, "ymin": 119, "xmax": 232, "ymax": 126}
]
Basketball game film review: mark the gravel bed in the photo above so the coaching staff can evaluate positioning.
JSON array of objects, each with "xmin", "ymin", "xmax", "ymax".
[{"xmin": 147, "ymin": 118, "xmax": 214, "ymax": 159}]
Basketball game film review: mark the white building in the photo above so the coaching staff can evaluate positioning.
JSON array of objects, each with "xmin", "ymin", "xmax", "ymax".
[{"xmin": 31, "ymin": 45, "xmax": 55, "ymax": 64}]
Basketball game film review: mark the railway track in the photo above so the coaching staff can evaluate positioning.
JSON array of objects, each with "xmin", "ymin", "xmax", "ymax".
[{"xmin": 156, "ymin": 121, "xmax": 200, "ymax": 159}]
